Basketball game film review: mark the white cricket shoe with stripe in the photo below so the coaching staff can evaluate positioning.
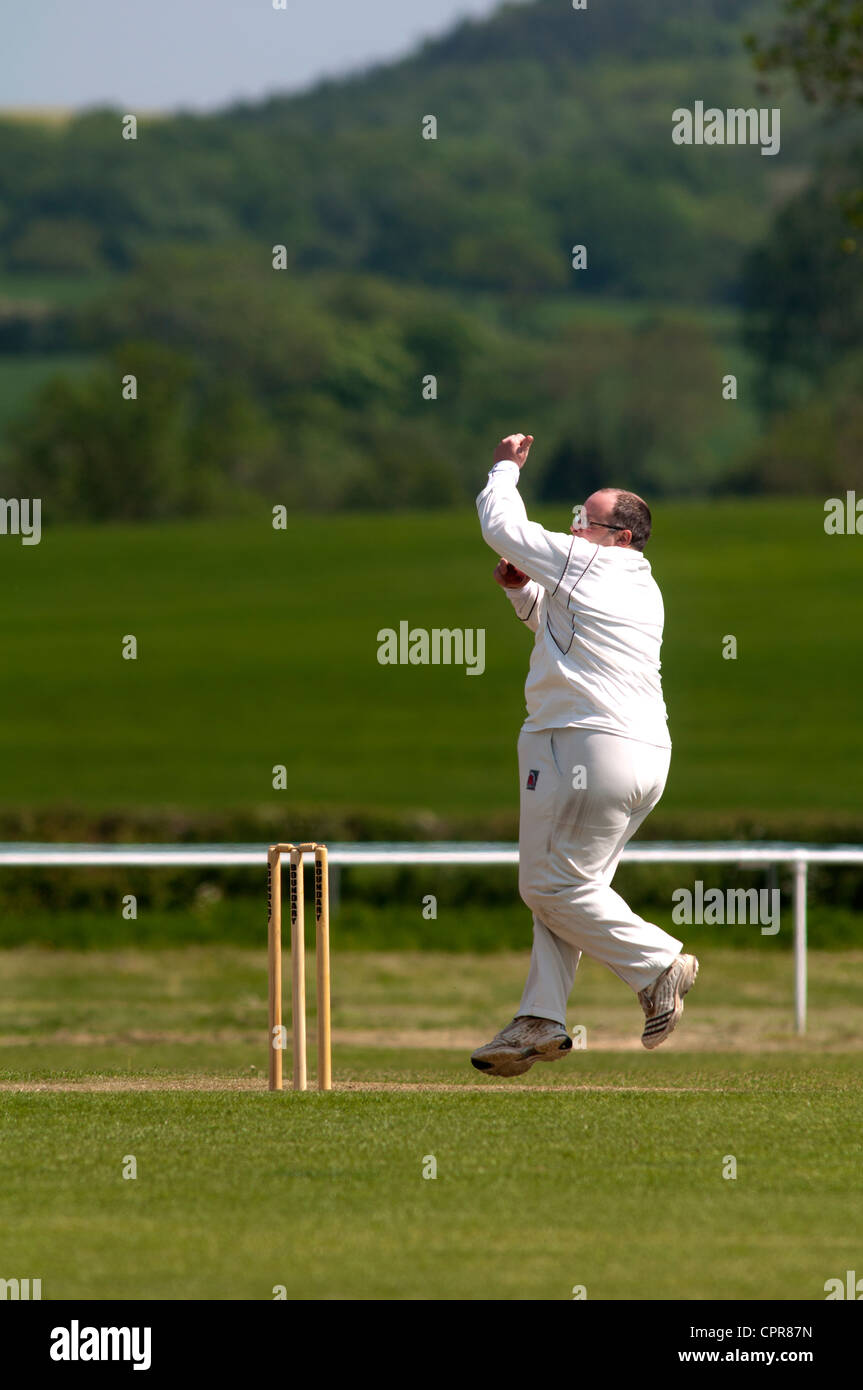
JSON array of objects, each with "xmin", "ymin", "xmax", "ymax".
[
  {"xmin": 638, "ymin": 954, "xmax": 699, "ymax": 1049},
  {"xmin": 471, "ymin": 1015, "xmax": 573, "ymax": 1077}
]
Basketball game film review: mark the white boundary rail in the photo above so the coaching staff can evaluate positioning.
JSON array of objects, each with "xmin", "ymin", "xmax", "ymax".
[{"xmin": 2, "ymin": 841, "xmax": 862, "ymax": 1036}]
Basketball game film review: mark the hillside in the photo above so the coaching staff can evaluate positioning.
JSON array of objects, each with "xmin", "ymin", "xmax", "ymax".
[
  {"xmin": 1, "ymin": 0, "xmax": 857, "ymax": 511},
  {"xmin": 0, "ymin": 0, "xmax": 835, "ymax": 302}
]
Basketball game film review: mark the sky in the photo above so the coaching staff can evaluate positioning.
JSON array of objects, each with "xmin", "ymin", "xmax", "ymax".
[{"xmin": 3, "ymin": 0, "xmax": 507, "ymax": 112}]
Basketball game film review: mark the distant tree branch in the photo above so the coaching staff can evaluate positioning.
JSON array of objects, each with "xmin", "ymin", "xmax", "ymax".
[{"xmin": 744, "ymin": 0, "xmax": 863, "ymax": 107}]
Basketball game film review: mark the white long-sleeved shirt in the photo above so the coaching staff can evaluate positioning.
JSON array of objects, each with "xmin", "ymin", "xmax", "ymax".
[{"xmin": 477, "ymin": 461, "xmax": 671, "ymax": 749}]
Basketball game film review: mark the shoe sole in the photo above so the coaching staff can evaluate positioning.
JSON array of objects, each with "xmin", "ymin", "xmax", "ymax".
[
  {"xmin": 471, "ymin": 1033, "xmax": 572, "ymax": 1077},
  {"xmin": 641, "ymin": 956, "xmax": 699, "ymax": 1050},
  {"xmin": 525, "ymin": 1035, "xmax": 573, "ymax": 1064},
  {"xmin": 471, "ymin": 1054, "xmax": 534, "ymax": 1077}
]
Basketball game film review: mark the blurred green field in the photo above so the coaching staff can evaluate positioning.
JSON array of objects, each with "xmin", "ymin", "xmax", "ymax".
[
  {"xmin": 2, "ymin": 945, "xmax": 861, "ymax": 1060},
  {"xmin": 0, "ymin": 946, "xmax": 860, "ymax": 1300},
  {"xmin": 0, "ymin": 271, "xmax": 117, "ymax": 304},
  {"xmin": 0, "ymin": 500, "xmax": 859, "ymax": 818},
  {"xmin": 1, "ymin": 900, "xmax": 860, "ymax": 951}
]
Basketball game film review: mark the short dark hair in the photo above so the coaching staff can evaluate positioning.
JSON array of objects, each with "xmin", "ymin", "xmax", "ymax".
[{"xmin": 609, "ymin": 490, "xmax": 651, "ymax": 551}]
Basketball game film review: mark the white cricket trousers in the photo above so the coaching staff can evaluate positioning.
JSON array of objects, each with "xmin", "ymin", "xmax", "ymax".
[{"xmin": 516, "ymin": 727, "xmax": 682, "ymax": 1024}]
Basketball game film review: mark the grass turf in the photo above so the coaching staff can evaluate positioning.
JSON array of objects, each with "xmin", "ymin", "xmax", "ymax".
[
  {"xmin": 0, "ymin": 947, "xmax": 860, "ymax": 1299},
  {"xmin": 1, "ymin": 1063, "xmax": 859, "ymax": 1301}
]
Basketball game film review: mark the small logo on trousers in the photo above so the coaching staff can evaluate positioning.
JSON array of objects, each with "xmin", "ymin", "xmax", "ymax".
[{"xmin": 526, "ymin": 769, "xmax": 540, "ymax": 790}]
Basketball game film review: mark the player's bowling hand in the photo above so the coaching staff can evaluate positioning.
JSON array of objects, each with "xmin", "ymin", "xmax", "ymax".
[
  {"xmin": 493, "ymin": 558, "xmax": 529, "ymax": 589},
  {"xmin": 493, "ymin": 433, "xmax": 534, "ymax": 468}
]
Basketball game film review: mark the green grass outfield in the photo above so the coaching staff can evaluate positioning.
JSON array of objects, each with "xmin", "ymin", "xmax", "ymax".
[
  {"xmin": 0, "ymin": 946, "xmax": 860, "ymax": 1299},
  {"xmin": 0, "ymin": 499, "xmax": 860, "ymax": 819}
]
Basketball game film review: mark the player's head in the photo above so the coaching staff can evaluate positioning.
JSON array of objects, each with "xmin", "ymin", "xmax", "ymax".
[{"xmin": 571, "ymin": 489, "xmax": 651, "ymax": 551}]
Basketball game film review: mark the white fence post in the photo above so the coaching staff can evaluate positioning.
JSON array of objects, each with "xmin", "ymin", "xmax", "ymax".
[{"xmin": 793, "ymin": 859, "xmax": 808, "ymax": 1036}]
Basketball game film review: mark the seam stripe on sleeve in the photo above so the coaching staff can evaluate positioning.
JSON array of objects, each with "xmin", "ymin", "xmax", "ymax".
[{"xmin": 549, "ymin": 536, "xmax": 575, "ymax": 597}]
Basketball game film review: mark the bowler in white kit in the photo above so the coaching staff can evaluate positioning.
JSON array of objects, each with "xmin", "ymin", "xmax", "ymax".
[{"xmin": 472, "ymin": 432, "xmax": 698, "ymax": 1076}]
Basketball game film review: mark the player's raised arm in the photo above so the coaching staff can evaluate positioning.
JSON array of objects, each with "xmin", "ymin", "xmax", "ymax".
[{"xmin": 476, "ymin": 433, "xmax": 584, "ymax": 591}]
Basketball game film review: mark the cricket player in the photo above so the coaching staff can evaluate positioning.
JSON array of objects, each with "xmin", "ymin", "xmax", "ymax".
[{"xmin": 471, "ymin": 432, "xmax": 698, "ymax": 1077}]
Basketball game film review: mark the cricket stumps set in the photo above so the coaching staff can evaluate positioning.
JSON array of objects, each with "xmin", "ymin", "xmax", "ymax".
[{"xmin": 267, "ymin": 842, "xmax": 332, "ymax": 1091}]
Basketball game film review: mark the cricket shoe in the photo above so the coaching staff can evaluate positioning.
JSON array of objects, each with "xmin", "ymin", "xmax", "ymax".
[
  {"xmin": 470, "ymin": 1015, "xmax": 572, "ymax": 1077},
  {"xmin": 638, "ymin": 953, "xmax": 699, "ymax": 1050}
]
